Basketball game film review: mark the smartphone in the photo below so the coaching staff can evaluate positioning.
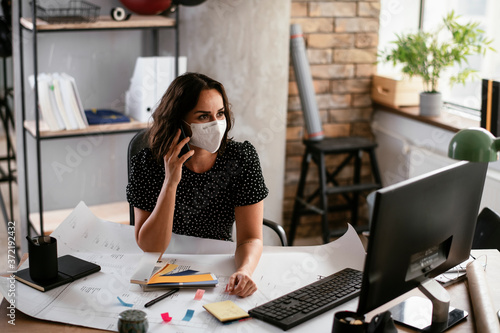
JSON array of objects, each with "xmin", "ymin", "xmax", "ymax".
[{"xmin": 179, "ymin": 126, "xmax": 191, "ymax": 160}]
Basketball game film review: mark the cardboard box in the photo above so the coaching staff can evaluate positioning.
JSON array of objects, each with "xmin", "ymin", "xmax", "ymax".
[{"xmin": 371, "ymin": 75, "xmax": 422, "ymax": 107}]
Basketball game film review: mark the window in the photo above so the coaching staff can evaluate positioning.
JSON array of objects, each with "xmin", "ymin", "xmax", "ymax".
[
  {"xmin": 378, "ymin": 0, "xmax": 420, "ymax": 77},
  {"xmin": 378, "ymin": 0, "xmax": 500, "ymax": 110}
]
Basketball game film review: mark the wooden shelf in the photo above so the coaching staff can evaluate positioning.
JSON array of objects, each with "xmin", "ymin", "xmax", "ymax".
[
  {"xmin": 18, "ymin": 6, "xmax": 178, "ymax": 240},
  {"xmin": 24, "ymin": 120, "xmax": 148, "ymax": 138},
  {"xmin": 30, "ymin": 201, "xmax": 130, "ymax": 235},
  {"xmin": 20, "ymin": 15, "xmax": 175, "ymax": 31},
  {"xmin": 373, "ymin": 102, "xmax": 479, "ymax": 133}
]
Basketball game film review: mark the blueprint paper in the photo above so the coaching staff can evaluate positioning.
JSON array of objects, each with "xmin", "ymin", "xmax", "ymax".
[
  {"xmin": 253, "ymin": 223, "xmax": 366, "ymax": 302},
  {"xmin": 51, "ymin": 201, "xmax": 236, "ymax": 255},
  {"xmin": 0, "ymin": 202, "xmax": 366, "ymax": 332},
  {"xmin": 49, "ymin": 201, "xmax": 141, "ymax": 255},
  {"xmin": 166, "ymin": 232, "xmax": 236, "ymax": 255}
]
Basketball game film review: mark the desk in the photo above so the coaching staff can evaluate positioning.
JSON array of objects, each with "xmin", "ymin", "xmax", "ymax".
[
  {"xmin": 2, "ymin": 250, "xmax": 499, "ymax": 332},
  {"xmin": 365, "ymin": 249, "xmax": 500, "ymax": 333},
  {"xmin": 1, "ymin": 203, "xmax": 499, "ymax": 332},
  {"xmin": 0, "ymin": 203, "xmax": 365, "ymax": 332},
  {"xmin": 0, "ymin": 301, "xmax": 109, "ymax": 332}
]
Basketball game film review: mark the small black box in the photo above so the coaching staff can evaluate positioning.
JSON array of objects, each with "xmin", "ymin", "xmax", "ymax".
[{"xmin": 480, "ymin": 79, "xmax": 500, "ymax": 136}]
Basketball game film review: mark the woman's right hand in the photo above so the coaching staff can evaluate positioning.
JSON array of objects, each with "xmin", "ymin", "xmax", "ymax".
[{"xmin": 163, "ymin": 129, "xmax": 194, "ymax": 187}]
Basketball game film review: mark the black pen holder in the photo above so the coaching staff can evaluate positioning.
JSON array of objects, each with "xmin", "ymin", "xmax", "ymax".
[
  {"xmin": 332, "ymin": 311, "xmax": 367, "ymax": 333},
  {"xmin": 27, "ymin": 236, "xmax": 58, "ymax": 281}
]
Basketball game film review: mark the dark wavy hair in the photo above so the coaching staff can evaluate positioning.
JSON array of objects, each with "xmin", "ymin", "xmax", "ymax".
[{"xmin": 148, "ymin": 72, "xmax": 233, "ymax": 161}]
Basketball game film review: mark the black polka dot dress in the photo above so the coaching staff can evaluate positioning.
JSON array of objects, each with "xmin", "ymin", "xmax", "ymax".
[{"xmin": 126, "ymin": 140, "xmax": 269, "ymax": 241}]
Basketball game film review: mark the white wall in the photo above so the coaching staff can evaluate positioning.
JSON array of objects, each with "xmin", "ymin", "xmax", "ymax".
[
  {"xmin": 179, "ymin": 0, "xmax": 290, "ymax": 224},
  {"xmin": 372, "ymin": 109, "xmax": 500, "ymax": 213}
]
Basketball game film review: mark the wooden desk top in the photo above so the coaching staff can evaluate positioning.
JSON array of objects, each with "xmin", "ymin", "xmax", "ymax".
[
  {"xmin": 365, "ymin": 249, "xmax": 500, "ymax": 332},
  {"xmin": 0, "ymin": 301, "xmax": 109, "ymax": 333},
  {"xmin": 1, "ymin": 250, "xmax": 499, "ymax": 332},
  {"xmin": 1, "ymin": 253, "xmax": 108, "ymax": 332}
]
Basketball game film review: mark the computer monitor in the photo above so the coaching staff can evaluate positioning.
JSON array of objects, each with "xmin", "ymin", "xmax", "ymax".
[{"xmin": 357, "ymin": 161, "xmax": 488, "ymax": 332}]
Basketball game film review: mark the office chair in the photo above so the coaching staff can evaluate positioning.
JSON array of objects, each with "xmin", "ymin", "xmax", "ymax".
[
  {"xmin": 473, "ymin": 207, "xmax": 500, "ymax": 251},
  {"xmin": 262, "ymin": 219, "xmax": 288, "ymax": 246},
  {"xmin": 127, "ymin": 129, "xmax": 149, "ymax": 227},
  {"xmin": 127, "ymin": 129, "xmax": 287, "ymax": 246},
  {"xmin": 232, "ymin": 219, "xmax": 288, "ymax": 247}
]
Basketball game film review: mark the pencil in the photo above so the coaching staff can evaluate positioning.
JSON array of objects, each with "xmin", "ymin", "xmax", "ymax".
[{"xmin": 144, "ymin": 288, "xmax": 180, "ymax": 308}]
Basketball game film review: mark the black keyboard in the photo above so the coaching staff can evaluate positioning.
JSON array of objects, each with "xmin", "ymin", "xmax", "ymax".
[{"xmin": 249, "ymin": 268, "xmax": 362, "ymax": 331}]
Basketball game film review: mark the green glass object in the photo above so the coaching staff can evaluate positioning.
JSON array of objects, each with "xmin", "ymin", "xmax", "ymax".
[
  {"xmin": 448, "ymin": 127, "xmax": 500, "ymax": 162},
  {"xmin": 118, "ymin": 309, "xmax": 148, "ymax": 333}
]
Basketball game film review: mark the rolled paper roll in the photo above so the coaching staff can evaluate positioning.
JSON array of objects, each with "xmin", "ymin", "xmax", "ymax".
[
  {"xmin": 466, "ymin": 259, "xmax": 500, "ymax": 333},
  {"xmin": 290, "ymin": 24, "xmax": 324, "ymax": 141}
]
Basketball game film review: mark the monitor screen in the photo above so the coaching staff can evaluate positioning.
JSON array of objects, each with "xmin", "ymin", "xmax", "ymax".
[{"xmin": 357, "ymin": 161, "xmax": 488, "ymax": 323}]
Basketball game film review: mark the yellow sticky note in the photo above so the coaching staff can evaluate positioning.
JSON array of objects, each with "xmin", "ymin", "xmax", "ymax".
[{"xmin": 203, "ymin": 300, "xmax": 249, "ymax": 322}]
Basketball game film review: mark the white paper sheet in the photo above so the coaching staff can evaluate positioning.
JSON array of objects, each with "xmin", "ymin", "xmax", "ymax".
[
  {"xmin": 49, "ymin": 201, "xmax": 141, "ymax": 255},
  {"xmin": 0, "ymin": 202, "xmax": 366, "ymax": 332}
]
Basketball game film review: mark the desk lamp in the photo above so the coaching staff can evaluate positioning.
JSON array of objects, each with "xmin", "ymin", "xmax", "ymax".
[{"xmin": 448, "ymin": 127, "xmax": 500, "ymax": 162}]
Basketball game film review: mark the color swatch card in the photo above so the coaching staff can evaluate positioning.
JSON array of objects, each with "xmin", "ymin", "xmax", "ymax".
[
  {"xmin": 147, "ymin": 263, "xmax": 217, "ymax": 285},
  {"xmin": 203, "ymin": 300, "xmax": 249, "ymax": 322},
  {"xmin": 131, "ymin": 256, "xmax": 219, "ymax": 291}
]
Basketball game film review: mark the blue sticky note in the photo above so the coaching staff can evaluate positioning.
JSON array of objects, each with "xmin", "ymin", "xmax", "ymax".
[
  {"xmin": 182, "ymin": 309, "xmax": 195, "ymax": 321},
  {"xmin": 117, "ymin": 296, "xmax": 133, "ymax": 307}
]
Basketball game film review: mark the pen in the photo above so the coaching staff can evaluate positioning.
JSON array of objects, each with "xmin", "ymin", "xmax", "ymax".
[{"xmin": 144, "ymin": 288, "xmax": 180, "ymax": 308}]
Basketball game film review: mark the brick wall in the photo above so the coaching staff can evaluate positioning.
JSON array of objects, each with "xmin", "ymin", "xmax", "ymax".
[{"xmin": 284, "ymin": 0, "xmax": 381, "ymax": 239}]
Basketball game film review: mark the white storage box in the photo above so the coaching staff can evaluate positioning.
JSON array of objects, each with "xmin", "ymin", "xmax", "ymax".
[{"xmin": 125, "ymin": 56, "xmax": 187, "ymax": 123}]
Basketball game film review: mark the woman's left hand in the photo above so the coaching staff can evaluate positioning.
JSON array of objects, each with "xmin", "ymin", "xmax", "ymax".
[{"xmin": 226, "ymin": 270, "xmax": 257, "ymax": 298}]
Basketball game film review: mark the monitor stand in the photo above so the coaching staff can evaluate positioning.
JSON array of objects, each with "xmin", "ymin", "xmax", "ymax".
[{"xmin": 388, "ymin": 279, "xmax": 467, "ymax": 332}]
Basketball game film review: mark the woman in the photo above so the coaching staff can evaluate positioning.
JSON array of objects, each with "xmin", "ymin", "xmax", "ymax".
[{"xmin": 126, "ymin": 72, "xmax": 268, "ymax": 297}]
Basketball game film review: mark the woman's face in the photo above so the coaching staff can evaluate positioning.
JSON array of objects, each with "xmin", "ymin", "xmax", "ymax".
[{"xmin": 184, "ymin": 89, "xmax": 225, "ymax": 124}]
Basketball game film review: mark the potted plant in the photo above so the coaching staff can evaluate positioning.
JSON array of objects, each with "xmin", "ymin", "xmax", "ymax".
[{"xmin": 379, "ymin": 11, "xmax": 494, "ymax": 116}]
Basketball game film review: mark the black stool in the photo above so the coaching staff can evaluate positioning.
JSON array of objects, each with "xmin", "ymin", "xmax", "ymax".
[{"xmin": 289, "ymin": 137, "xmax": 382, "ymax": 244}]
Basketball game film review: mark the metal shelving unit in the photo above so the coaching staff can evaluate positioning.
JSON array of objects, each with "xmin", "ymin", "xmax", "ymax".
[{"xmin": 17, "ymin": 1, "xmax": 179, "ymax": 236}]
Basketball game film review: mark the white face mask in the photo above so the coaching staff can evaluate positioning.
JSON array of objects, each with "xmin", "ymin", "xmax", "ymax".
[{"xmin": 186, "ymin": 119, "xmax": 227, "ymax": 153}]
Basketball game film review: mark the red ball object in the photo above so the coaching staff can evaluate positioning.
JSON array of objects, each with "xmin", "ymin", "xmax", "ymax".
[{"xmin": 119, "ymin": 0, "xmax": 172, "ymax": 15}]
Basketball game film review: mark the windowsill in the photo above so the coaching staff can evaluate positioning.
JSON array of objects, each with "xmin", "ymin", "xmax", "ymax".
[{"xmin": 373, "ymin": 102, "xmax": 480, "ymax": 133}]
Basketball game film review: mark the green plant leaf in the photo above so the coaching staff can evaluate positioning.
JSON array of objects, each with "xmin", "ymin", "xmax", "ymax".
[{"xmin": 379, "ymin": 11, "xmax": 495, "ymax": 93}]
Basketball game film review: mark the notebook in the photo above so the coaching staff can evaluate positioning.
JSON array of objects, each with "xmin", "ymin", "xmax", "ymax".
[{"xmin": 15, "ymin": 255, "xmax": 101, "ymax": 292}]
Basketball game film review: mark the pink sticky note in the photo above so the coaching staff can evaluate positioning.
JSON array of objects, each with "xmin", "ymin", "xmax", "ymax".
[
  {"xmin": 194, "ymin": 289, "xmax": 205, "ymax": 300},
  {"xmin": 161, "ymin": 312, "xmax": 172, "ymax": 323}
]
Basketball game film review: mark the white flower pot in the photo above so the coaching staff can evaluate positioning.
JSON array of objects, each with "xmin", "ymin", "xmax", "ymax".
[{"xmin": 419, "ymin": 92, "xmax": 442, "ymax": 117}]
